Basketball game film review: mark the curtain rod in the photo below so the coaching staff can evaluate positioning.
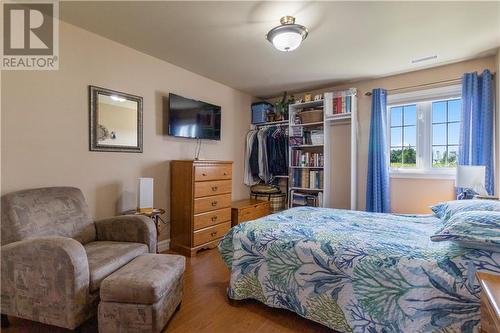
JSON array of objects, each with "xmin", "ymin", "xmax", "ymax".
[
  {"xmin": 364, "ymin": 77, "xmax": 462, "ymax": 96},
  {"xmin": 364, "ymin": 72, "xmax": 495, "ymax": 96}
]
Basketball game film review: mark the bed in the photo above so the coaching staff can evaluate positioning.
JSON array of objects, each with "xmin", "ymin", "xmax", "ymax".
[{"xmin": 218, "ymin": 207, "xmax": 500, "ymax": 333}]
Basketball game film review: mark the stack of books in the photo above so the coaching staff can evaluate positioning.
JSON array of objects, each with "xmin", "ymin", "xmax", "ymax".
[
  {"xmin": 301, "ymin": 129, "xmax": 323, "ymax": 145},
  {"xmin": 309, "ymin": 170, "xmax": 324, "ymax": 189},
  {"xmin": 291, "ymin": 150, "xmax": 324, "ymax": 167},
  {"xmin": 292, "ymin": 169, "xmax": 323, "ymax": 189},
  {"xmin": 291, "ymin": 192, "xmax": 323, "ymax": 207},
  {"xmin": 332, "ymin": 93, "xmax": 352, "ymax": 114},
  {"xmin": 291, "ymin": 126, "xmax": 303, "ymax": 137}
]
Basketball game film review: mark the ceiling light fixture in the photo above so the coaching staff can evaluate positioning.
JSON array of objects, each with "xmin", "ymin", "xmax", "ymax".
[{"xmin": 266, "ymin": 16, "xmax": 308, "ymax": 52}]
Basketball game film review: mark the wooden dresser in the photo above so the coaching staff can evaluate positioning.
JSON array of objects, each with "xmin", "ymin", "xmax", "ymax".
[
  {"xmin": 170, "ymin": 160, "xmax": 233, "ymax": 256},
  {"xmin": 477, "ymin": 272, "xmax": 500, "ymax": 333},
  {"xmin": 231, "ymin": 199, "xmax": 271, "ymax": 226}
]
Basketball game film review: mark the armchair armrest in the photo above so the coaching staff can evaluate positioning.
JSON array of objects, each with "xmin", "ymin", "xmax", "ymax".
[
  {"xmin": 95, "ymin": 215, "xmax": 157, "ymax": 253},
  {"xmin": 1, "ymin": 237, "xmax": 90, "ymax": 329}
]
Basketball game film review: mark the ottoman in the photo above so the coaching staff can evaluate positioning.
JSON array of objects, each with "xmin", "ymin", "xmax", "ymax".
[{"xmin": 98, "ymin": 253, "xmax": 185, "ymax": 333}]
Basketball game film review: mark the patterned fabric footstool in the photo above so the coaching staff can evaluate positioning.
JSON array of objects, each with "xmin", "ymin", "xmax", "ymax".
[{"xmin": 98, "ymin": 253, "xmax": 185, "ymax": 333}]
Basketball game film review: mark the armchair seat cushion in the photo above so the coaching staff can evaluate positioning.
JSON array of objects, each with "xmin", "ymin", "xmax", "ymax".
[{"xmin": 85, "ymin": 241, "xmax": 148, "ymax": 292}]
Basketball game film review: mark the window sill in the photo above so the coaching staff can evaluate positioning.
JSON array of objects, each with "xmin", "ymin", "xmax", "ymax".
[{"xmin": 390, "ymin": 169, "xmax": 456, "ymax": 180}]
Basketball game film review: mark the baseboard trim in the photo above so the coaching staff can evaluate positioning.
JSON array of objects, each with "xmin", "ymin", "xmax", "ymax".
[{"xmin": 158, "ymin": 239, "xmax": 170, "ymax": 253}]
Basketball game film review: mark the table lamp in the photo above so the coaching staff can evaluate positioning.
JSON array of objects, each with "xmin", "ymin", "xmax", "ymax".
[
  {"xmin": 138, "ymin": 177, "xmax": 154, "ymax": 213},
  {"xmin": 456, "ymin": 165, "xmax": 487, "ymax": 199}
]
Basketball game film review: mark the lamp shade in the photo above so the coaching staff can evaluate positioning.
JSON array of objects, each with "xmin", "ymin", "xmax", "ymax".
[
  {"xmin": 138, "ymin": 177, "xmax": 154, "ymax": 212},
  {"xmin": 456, "ymin": 165, "xmax": 486, "ymax": 194}
]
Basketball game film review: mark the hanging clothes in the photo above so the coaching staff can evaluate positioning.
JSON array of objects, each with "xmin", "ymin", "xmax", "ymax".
[
  {"xmin": 244, "ymin": 130, "xmax": 260, "ymax": 186},
  {"xmin": 245, "ymin": 125, "xmax": 289, "ymax": 185},
  {"xmin": 257, "ymin": 128, "xmax": 271, "ymax": 183}
]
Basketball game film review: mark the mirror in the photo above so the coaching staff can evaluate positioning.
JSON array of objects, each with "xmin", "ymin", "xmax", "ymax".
[{"xmin": 89, "ymin": 86, "xmax": 143, "ymax": 152}]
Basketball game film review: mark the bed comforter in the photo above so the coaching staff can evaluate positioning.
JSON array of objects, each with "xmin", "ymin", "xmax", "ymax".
[{"xmin": 218, "ymin": 207, "xmax": 500, "ymax": 333}]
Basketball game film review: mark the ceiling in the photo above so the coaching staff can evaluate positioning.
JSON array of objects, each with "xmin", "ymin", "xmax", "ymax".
[{"xmin": 61, "ymin": 1, "xmax": 500, "ymax": 98}]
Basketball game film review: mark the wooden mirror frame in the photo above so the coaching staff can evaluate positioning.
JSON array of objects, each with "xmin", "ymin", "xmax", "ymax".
[{"xmin": 89, "ymin": 85, "xmax": 143, "ymax": 153}]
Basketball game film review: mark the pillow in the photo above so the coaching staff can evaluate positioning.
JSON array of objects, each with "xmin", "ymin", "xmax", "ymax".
[
  {"xmin": 430, "ymin": 199, "xmax": 500, "ymax": 221},
  {"xmin": 431, "ymin": 211, "xmax": 500, "ymax": 251}
]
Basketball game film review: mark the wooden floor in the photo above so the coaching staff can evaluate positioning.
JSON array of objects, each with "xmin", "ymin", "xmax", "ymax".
[{"xmin": 3, "ymin": 248, "xmax": 332, "ymax": 333}]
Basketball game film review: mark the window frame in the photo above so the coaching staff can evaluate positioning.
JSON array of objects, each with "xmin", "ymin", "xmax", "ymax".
[{"xmin": 387, "ymin": 84, "xmax": 462, "ymax": 179}]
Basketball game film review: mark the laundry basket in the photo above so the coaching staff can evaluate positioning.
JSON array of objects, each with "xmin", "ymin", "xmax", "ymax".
[{"xmin": 250, "ymin": 193, "xmax": 287, "ymax": 212}]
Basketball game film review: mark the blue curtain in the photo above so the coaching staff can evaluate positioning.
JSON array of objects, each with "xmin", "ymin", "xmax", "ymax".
[
  {"xmin": 459, "ymin": 70, "xmax": 495, "ymax": 195},
  {"xmin": 366, "ymin": 88, "xmax": 390, "ymax": 212}
]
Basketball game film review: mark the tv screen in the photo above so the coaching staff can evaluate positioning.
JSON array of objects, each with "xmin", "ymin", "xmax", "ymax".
[{"xmin": 167, "ymin": 93, "xmax": 221, "ymax": 140}]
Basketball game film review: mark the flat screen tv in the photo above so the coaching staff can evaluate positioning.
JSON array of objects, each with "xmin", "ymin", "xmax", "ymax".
[{"xmin": 167, "ymin": 93, "xmax": 221, "ymax": 140}]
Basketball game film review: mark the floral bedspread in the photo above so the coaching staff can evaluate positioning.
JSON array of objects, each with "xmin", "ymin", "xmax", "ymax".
[{"xmin": 218, "ymin": 207, "xmax": 500, "ymax": 333}]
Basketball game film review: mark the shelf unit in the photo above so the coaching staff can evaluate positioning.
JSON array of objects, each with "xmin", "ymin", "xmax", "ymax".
[{"xmin": 288, "ymin": 89, "xmax": 358, "ymax": 209}]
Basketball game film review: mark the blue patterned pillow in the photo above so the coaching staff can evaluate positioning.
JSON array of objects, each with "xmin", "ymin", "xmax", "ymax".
[
  {"xmin": 430, "ymin": 199, "xmax": 500, "ymax": 221},
  {"xmin": 431, "ymin": 211, "xmax": 500, "ymax": 251}
]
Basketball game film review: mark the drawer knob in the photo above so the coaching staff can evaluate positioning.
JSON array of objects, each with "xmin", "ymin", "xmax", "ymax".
[
  {"xmin": 210, "ymin": 231, "xmax": 218, "ymax": 237},
  {"xmin": 211, "ymin": 216, "xmax": 218, "ymax": 221},
  {"xmin": 212, "ymin": 186, "xmax": 218, "ymax": 191},
  {"xmin": 223, "ymin": 172, "xmax": 228, "ymax": 176},
  {"xmin": 202, "ymin": 173, "xmax": 207, "ymax": 176},
  {"xmin": 211, "ymin": 201, "xmax": 218, "ymax": 206}
]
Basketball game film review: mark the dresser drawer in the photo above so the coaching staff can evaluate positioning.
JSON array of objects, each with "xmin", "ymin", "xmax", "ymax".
[
  {"xmin": 194, "ymin": 208, "xmax": 231, "ymax": 230},
  {"xmin": 238, "ymin": 205, "xmax": 271, "ymax": 223},
  {"xmin": 194, "ymin": 193, "xmax": 231, "ymax": 214},
  {"xmin": 194, "ymin": 165, "xmax": 232, "ymax": 181},
  {"xmin": 194, "ymin": 180, "xmax": 232, "ymax": 198},
  {"xmin": 193, "ymin": 221, "xmax": 231, "ymax": 246}
]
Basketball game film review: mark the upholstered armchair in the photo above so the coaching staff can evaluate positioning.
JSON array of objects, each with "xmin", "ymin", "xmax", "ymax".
[{"xmin": 1, "ymin": 187, "xmax": 157, "ymax": 330}]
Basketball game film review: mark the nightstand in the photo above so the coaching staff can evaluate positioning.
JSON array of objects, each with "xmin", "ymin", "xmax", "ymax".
[
  {"xmin": 231, "ymin": 199, "xmax": 271, "ymax": 226},
  {"xmin": 476, "ymin": 271, "xmax": 500, "ymax": 333}
]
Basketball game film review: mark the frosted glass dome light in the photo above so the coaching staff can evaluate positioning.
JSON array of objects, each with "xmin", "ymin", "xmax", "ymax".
[{"xmin": 266, "ymin": 16, "xmax": 308, "ymax": 52}]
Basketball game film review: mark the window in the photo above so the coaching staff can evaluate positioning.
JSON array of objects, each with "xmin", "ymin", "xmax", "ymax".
[
  {"xmin": 431, "ymin": 99, "xmax": 461, "ymax": 168},
  {"xmin": 390, "ymin": 105, "xmax": 417, "ymax": 168},
  {"xmin": 387, "ymin": 85, "xmax": 462, "ymax": 178}
]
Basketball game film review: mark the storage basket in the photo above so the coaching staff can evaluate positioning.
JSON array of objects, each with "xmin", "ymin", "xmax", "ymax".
[
  {"xmin": 298, "ymin": 109, "xmax": 323, "ymax": 123},
  {"xmin": 250, "ymin": 193, "xmax": 287, "ymax": 212},
  {"xmin": 250, "ymin": 184, "xmax": 280, "ymax": 194},
  {"xmin": 251, "ymin": 102, "xmax": 273, "ymax": 124}
]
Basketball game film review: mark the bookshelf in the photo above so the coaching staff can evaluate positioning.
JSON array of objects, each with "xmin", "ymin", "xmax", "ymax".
[{"xmin": 288, "ymin": 89, "xmax": 357, "ymax": 209}]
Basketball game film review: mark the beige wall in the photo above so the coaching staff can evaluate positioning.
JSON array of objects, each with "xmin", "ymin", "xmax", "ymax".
[
  {"xmin": 283, "ymin": 56, "xmax": 497, "ymax": 213},
  {"xmin": 1, "ymin": 22, "xmax": 252, "ymax": 240}
]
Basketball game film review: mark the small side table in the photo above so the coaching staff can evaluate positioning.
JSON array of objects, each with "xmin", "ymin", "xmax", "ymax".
[
  {"xmin": 476, "ymin": 271, "xmax": 500, "ymax": 333},
  {"xmin": 123, "ymin": 208, "xmax": 166, "ymax": 253},
  {"xmin": 231, "ymin": 199, "xmax": 271, "ymax": 226}
]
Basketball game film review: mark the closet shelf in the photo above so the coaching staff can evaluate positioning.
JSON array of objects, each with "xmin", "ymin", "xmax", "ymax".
[
  {"xmin": 290, "ymin": 166, "xmax": 324, "ymax": 169},
  {"xmin": 290, "ymin": 122, "xmax": 324, "ymax": 127},
  {"xmin": 290, "ymin": 187, "xmax": 324, "ymax": 191},
  {"xmin": 290, "ymin": 100, "xmax": 324, "ymax": 108},
  {"xmin": 325, "ymin": 113, "xmax": 352, "ymax": 122},
  {"xmin": 291, "ymin": 144, "xmax": 324, "ymax": 148},
  {"xmin": 251, "ymin": 120, "xmax": 288, "ymax": 128}
]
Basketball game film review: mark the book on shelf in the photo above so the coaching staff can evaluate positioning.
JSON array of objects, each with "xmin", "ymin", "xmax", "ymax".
[
  {"xmin": 331, "ymin": 92, "xmax": 352, "ymax": 115},
  {"xmin": 292, "ymin": 169, "xmax": 324, "ymax": 189},
  {"xmin": 291, "ymin": 126, "xmax": 304, "ymax": 137},
  {"xmin": 291, "ymin": 150, "xmax": 324, "ymax": 167},
  {"xmin": 291, "ymin": 191, "xmax": 323, "ymax": 207},
  {"xmin": 298, "ymin": 129, "xmax": 323, "ymax": 145}
]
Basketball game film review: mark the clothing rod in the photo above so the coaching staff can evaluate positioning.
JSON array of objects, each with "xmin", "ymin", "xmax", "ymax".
[
  {"xmin": 364, "ymin": 77, "xmax": 462, "ymax": 96},
  {"xmin": 252, "ymin": 124, "xmax": 288, "ymax": 128}
]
